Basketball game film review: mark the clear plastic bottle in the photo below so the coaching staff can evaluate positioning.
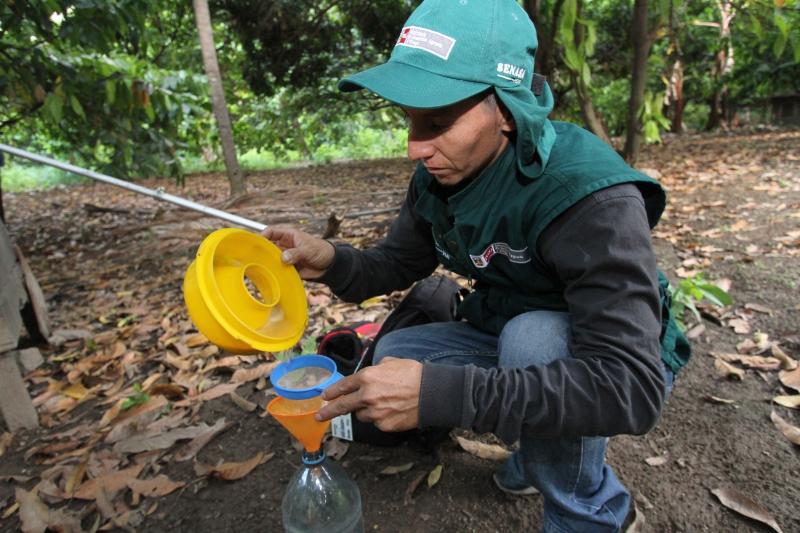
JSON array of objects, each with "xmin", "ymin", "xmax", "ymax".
[{"xmin": 282, "ymin": 449, "xmax": 363, "ymax": 533}]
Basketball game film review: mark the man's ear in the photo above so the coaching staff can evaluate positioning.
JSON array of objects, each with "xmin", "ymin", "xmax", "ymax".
[{"xmin": 496, "ymin": 101, "xmax": 515, "ymax": 132}]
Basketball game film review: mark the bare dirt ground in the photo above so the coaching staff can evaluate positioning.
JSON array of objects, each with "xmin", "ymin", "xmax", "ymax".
[{"xmin": 1, "ymin": 128, "xmax": 799, "ymax": 533}]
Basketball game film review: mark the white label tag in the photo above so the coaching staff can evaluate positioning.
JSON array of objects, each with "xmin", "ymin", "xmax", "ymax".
[{"xmin": 331, "ymin": 413, "xmax": 354, "ymax": 441}]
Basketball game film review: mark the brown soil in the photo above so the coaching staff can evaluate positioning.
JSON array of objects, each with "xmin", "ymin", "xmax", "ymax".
[{"xmin": 1, "ymin": 128, "xmax": 799, "ymax": 532}]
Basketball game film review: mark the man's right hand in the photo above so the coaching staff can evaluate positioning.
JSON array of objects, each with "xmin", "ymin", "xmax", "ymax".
[{"xmin": 262, "ymin": 226, "xmax": 335, "ymax": 280}]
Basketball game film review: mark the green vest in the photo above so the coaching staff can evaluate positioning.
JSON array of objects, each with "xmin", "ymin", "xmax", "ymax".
[{"xmin": 412, "ymin": 121, "xmax": 690, "ymax": 373}]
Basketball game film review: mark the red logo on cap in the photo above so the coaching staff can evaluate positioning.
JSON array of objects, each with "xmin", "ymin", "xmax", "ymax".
[{"xmin": 397, "ymin": 27, "xmax": 411, "ymax": 45}]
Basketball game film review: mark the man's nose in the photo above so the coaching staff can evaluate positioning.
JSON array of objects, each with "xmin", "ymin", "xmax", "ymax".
[{"xmin": 407, "ymin": 133, "xmax": 436, "ymax": 161}]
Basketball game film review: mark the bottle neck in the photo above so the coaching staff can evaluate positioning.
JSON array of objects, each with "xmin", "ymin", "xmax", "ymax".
[{"xmin": 301, "ymin": 449, "xmax": 326, "ymax": 465}]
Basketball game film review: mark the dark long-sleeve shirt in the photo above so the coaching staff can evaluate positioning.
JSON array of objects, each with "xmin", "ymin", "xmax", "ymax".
[{"xmin": 318, "ymin": 181, "xmax": 665, "ymax": 443}]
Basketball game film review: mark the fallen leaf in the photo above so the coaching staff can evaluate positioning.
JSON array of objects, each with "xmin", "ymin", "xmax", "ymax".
[
  {"xmin": 685, "ymin": 324, "xmax": 706, "ymax": 339},
  {"xmin": 73, "ymin": 463, "xmax": 146, "ymax": 500},
  {"xmin": 323, "ymin": 436, "xmax": 349, "ymax": 461},
  {"xmin": 380, "ymin": 462, "xmax": 415, "ymax": 475},
  {"xmin": 0, "ymin": 432, "xmax": 12, "ymax": 457},
  {"xmin": 703, "ymin": 395, "xmax": 736, "ymax": 405},
  {"xmin": 770, "ymin": 410, "xmax": 800, "ymax": 446},
  {"xmin": 174, "ymin": 418, "xmax": 231, "ymax": 462},
  {"xmin": 427, "ymin": 464, "xmax": 443, "ymax": 488},
  {"xmin": 771, "ymin": 345, "xmax": 798, "ymax": 371},
  {"xmin": 199, "ymin": 451, "xmax": 273, "ymax": 481},
  {"xmin": 2, "ymin": 502, "xmax": 19, "ymax": 520},
  {"xmin": 63, "ymin": 382, "xmax": 89, "ymax": 400},
  {"xmin": 114, "ymin": 421, "xmax": 226, "ymax": 454},
  {"xmin": 727, "ymin": 318, "xmax": 751, "ymax": 335},
  {"xmin": 403, "ymin": 470, "xmax": 427, "ymax": 505},
  {"xmin": 147, "ymin": 383, "xmax": 186, "ymax": 400},
  {"xmin": 779, "ymin": 367, "xmax": 800, "ymax": 392},
  {"xmin": 624, "ymin": 503, "xmax": 645, "ymax": 533},
  {"xmin": 744, "ymin": 303, "xmax": 773, "ymax": 315},
  {"xmin": 714, "ymin": 358, "xmax": 745, "ymax": 380},
  {"xmin": 175, "ymin": 383, "xmax": 240, "ymax": 406},
  {"xmin": 229, "ymin": 391, "xmax": 257, "ymax": 412},
  {"xmin": 127, "ymin": 475, "xmax": 185, "ymax": 498},
  {"xmin": 0, "ymin": 475, "xmax": 33, "ymax": 483},
  {"xmin": 231, "ymin": 362, "xmax": 279, "ymax": 384},
  {"xmin": 64, "ymin": 460, "xmax": 88, "ymax": 495},
  {"xmin": 644, "ymin": 456, "xmax": 668, "ymax": 466},
  {"xmin": 712, "ymin": 352, "xmax": 781, "ymax": 371},
  {"xmin": 202, "ymin": 356, "xmax": 242, "ymax": 373},
  {"xmin": 185, "ymin": 333, "xmax": 209, "ymax": 348},
  {"xmin": 454, "ymin": 436, "xmax": 512, "ymax": 461},
  {"xmin": 772, "ymin": 395, "xmax": 800, "ymax": 409},
  {"xmin": 711, "ymin": 487, "xmax": 784, "ymax": 533},
  {"xmin": 16, "ymin": 488, "xmax": 82, "ymax": 533}
]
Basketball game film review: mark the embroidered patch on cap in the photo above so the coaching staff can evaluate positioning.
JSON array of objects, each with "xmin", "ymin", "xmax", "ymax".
[
  {"xmin": 396, "ymin": 26, "xmax": 456, "ymax": 60},
  {"xmin": 470, "ymin": 243, "xmax": 531, "ymax": 268}
]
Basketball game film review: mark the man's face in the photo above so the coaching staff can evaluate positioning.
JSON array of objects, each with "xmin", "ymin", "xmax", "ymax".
[{"xmin": 402, "ymin": 93, "xmax": 514, "ymax": 186}]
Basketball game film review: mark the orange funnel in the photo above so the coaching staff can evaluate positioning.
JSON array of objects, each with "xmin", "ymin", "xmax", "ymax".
[{"xmin": 267, "ymin": 396, "xmax": 330, "ymax": 453}]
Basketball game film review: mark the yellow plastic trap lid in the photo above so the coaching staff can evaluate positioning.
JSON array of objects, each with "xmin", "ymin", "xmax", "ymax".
[{"xmin": 183, "ymin": 228, "xmax": 308, "ymax": 353}]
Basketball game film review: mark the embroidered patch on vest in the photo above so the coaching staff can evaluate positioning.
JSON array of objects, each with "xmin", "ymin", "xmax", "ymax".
[
  {"xmin": 396, "ymin": 26, "xmax": 456, "ymax": 60},
  {"xmin": 470, "ymin": 243, "xmax": 531, "ymax": 268}
]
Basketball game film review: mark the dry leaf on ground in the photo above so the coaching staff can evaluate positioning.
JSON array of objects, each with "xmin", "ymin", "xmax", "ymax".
[
  {"xmin": 624, "ymin": 504, "xmax": 645, "ymax": 533},
  {"xmin": 645, "ymin": 456, "xmax": 668, "ymax": 466},
  {"xmin": 714, "ymin": 358, "xmax": 744, "ymax": 380},
  {"xmin": 779, "ymin": 366, "xmax": 800, "ymax": 392},
  {"xmin": 771, "ymin": 345, "xmax": 797, "ymax": 371},
  {"xmin": 772, "ymin": 395, "xmax": 800, "ymax": 409},
  {"xmin": 113, "ymin": 421, "xmax": 223, "ymax": 454},
  {"xmin": 712, "ymin": 352, "xmax": 781, "ymax": 371},
  {"xmin": 454, "ymin": 436, "xmax": 512, "ymax": 461},
  {"xmin": 403, "ymin": 470, "xmax": 427, "ymax": 505},
  {"xmin": 770, "ymin": 410, "xmax": 800, "ymax": 446},
  {"xmin": 427, "ymin": 464, "xmax": 443, "ymax": 488},
  {"xmin": 0, "ymin": 433, "xmax": 12, "ymax": 457},
  {"xmin": 727, "ymin": 318, "xmax": 751, "ymax": 335},
  {"xmin": 175, "ymin": 383, "xmax": 240, "ymax": 406},
  {"xmin": 127, "ymin": 475, "xmax": 185, "ymax": 498},
  {"xmin": 197, "ymin": 451, "xmax": 273, "ymax": 481},
  {"xmin": 703, "ymin": 395, "xmax": 735, "ymax": 405},
  {"xmin": 323, "ymin": 436, "xmax": 349, "ymax": 461},
  {"xmin": 174, "ymin": 418, "xmax": 231, "ymax": 462},
  {"xmin": 229, "ymin": 391, "xmax": 257, "ymax": 412},
  {"xmin": 231, "ymin": 362, "xmax": 278, "ymax": 384},
  {"xmin": 16, "ymin": 488, "xmax": 81, "ymax": 533},
  {"xmin": 710, "ymin": 487, "xmax": 784, "ymax": 533},
  {"xmin": 380, "ymin": 462, "xmax": 415, "ymax": 475},
  {"xmin": 73, "ymin": 463, "xmax": 145, "ymax": 500}
]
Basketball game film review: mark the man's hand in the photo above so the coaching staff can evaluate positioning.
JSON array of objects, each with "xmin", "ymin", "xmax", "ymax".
[
  {"xmin": 262, "ymin": 226, "xmax": 335, "ymax": 280},
  {"xmin": 315, "ymin": 357, "xmax": 423, "ymax": 432}
]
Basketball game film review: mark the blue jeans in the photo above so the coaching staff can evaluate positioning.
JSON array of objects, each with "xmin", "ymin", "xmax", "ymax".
[{"xmin": 373, "ymin": 311, "xmax": 674, "ymax": 533}]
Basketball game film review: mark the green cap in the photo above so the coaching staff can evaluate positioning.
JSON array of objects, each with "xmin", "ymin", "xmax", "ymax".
[{"xmin": 339, "ymin": 0, "xmax": 556, "ymax": 176}]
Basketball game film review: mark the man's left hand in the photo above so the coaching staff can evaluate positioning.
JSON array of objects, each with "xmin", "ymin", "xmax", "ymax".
[{"xmin": 315, "ymin": 357, "xmax": 423, "ymax": 432}]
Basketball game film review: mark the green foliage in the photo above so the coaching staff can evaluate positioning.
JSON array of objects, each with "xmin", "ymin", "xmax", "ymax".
[
  {"xmin": 639, "ymin": 91, "xmax": 672, "ymax": 143},
  {"xmin": 121, "ymin": 383, "xmax": 150, "ymax": 410},
  {"xmin": 670, "ymin": 273, "xmax": 732, "ymax": 331},
  {"xmin": 1, "ymin": 0, "xmax": 209, "ymax": 180},
  {"xmin": 556, "ymin": 0, "xmax": 598, "ymax": 88}
]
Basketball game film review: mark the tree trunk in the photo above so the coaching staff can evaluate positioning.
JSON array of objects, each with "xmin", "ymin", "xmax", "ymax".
[
  {"xmin": 623, "ymin": 0, "xmax": 651, "ymax": 165},
  {"xmin": 192, "ymin": 0, "xmax": 246, "ymax": 197},
  {"xmin": 523, "ymin": 0, "xmax": 564, "ymax": 79},
  {"xmin": 666, "ymin": 0, "xmax": 685, "ymax": 133},
  {"xmin": 705, "ymin": 0, "xmax": 735, "ymax": 131},
  {"xmin": 570, "ymin": 2, "xmax": 612, "ymax": 146},
  {"xmin": 667, "ymin": 57, "xmax": 685, "ymax": 133}
]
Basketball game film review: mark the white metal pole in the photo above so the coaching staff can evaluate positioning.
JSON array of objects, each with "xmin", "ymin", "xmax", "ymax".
[{"xmin": 0, "ymin": 143, "xmax": 267, "ymax": 232}]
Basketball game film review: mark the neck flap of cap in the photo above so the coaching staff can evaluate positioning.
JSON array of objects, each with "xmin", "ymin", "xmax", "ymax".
[{"xmin": 495, "ymin": 78, "xmax": 556, "ymax": 179}]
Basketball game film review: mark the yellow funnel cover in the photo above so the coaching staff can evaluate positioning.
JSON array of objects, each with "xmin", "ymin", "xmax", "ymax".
[
  {"xmin": 268, "ymin": 396, "xmax": 330, "ymax": 453},
  {"xmin": 183, "ymin": 228, "xmax": 308, "ymax": 353}
]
